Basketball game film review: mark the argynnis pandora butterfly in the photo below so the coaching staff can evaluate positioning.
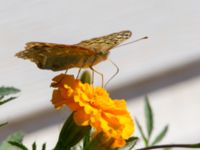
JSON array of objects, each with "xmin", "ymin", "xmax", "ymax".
[{"xmin": 16, "ymin": 30, "xmax": 132, "ymax": 71}]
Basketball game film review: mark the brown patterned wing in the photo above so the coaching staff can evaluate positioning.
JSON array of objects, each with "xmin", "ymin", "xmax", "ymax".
[
  {"xmin": 75, "ymin": 30, "xmax": 132, "ymax": 53},
  {"xmin": 16, "ymin": 42, "xmax": 96, "ymax": 71}
]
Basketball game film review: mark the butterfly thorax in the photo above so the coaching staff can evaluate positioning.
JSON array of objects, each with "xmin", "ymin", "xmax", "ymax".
[{"xmin": 87, "ymin": 50, "xmax": 109, "ymax": 67}]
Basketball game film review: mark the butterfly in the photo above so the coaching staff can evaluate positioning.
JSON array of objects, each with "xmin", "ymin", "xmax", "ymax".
[{"xmin": 16, "ymin": 30, "xmax": 132, "ymax": 71}]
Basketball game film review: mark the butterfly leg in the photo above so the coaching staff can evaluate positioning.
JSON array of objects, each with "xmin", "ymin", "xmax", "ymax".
[
  {"xmin": 76, "ymin": 57, "xmax": 90, "ymax": 79},
  {"xmin": 104, "ymin": 59, "xmax": 119, "ymax": 87},
  {"xmin": 76, "ymin": 68, "xmax": 82, "ymax": 79},
  {"xmin": 91, "ymin": 68, "xmax": 95, "ymax": 85},
  {"xmin": 90, "ymin": 67, "xmax": 104, "ymax": 87},
  {"xmin": 64, "ymin": 69, "xmax": 68, "ymax": 74}
]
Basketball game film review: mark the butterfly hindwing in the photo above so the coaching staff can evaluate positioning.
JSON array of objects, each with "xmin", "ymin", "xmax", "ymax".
[{"xmin": 16, "ymin": 42, "xmax": 96, "ymax": 71}]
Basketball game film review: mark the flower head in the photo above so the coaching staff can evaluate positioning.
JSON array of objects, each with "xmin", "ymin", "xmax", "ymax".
[{"xmin": 51, "ymin": 74, "xmax": 134, "ymax": 148}]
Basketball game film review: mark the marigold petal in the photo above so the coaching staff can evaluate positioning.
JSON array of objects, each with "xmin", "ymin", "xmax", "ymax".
[
  {"xmin": 52, "ymin": 90, "xmax": 67, "ymax": 109},
  {"xmin": 73, "ymin": 109, "xmax": 90, "ymax": 126}
]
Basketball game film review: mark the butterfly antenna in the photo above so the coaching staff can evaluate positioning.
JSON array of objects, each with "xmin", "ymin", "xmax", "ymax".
[
  {"xmin": 117, "ymin": 36, "xmax": 148, "ymax": 48},
  {"xmin": 104, "ymin": 59, "xmax": 119, "ymax": 87}
]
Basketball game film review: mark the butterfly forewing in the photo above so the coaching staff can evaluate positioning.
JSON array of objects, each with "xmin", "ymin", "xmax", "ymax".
[{"xmin": 75, "ymin": 30, "xmax": 132, "ymax": 52}]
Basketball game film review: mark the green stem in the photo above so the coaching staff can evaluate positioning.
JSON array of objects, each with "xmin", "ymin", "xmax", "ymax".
[{"xmin": 136, "ymin": 144, "xmax": 200, "ymax": 150}]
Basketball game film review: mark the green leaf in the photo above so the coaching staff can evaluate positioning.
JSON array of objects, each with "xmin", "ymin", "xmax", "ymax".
[
  {"xmin": 83, "ymin": 129, "xmax": 91, "ymax": 149},
  {"xmin": 54, "ymin": 113, "xmax": 91, "ymax": 150},
  {"xmin": 0, "ymin": 96, "xmax": 4, "ymax": 100},
  {"xmin": 8, "ymin": 141, "xmax": 28, "ymax": 150},
  {"xmin": 0, "ymin": 122, "xmax": 8, "ymax": 127},
  {"xmin": 42, "ymin": 143, "xmax": 46, "ymax": 150},
  {"xmin": 0, "ymin": 97, "xmax": 17, "ymax": 105},
  {"xmin": 151, "ymin": 125, "xmax": 169, "ymax": 145},
  {"xmin": 0, "ymin": 87, "xmax": 20, "ymax": 96},
  {"xmin": 144, "ymin": 96, "xmax": 154, "ymax": 139},
  {"xmin": 116, "ymin": 137, "xmax": 138, "ymax": 150},
  {"xmin": 191, "ymin": 142, "xmax": 200, "ymax": 148},
  {"xmin": 32, "ymin": 142, "xmax": 36, "ymax": 150},
  {"xmin": 84, "ymin": 132, "xmax": 104, "ymax": 150},
  {"xmin": 0, "ymin": 132, "xmax": 24, "ymax": 150},
  {"xmin": 71, "ymin": 145, "xmax": 80, "ymax": 150},
  {"xmin": 135, "ymin": 118, "xmax": 148, "ymax": 146}
]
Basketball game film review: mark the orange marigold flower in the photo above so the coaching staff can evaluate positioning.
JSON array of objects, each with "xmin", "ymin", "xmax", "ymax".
[{"xmin": 51, "ymin": 74, "xmax": 134, "ymax": 148}]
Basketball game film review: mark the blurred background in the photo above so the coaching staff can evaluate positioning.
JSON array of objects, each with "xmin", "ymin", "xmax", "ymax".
[{"xmin": 0, "ymin": 0, "xmax": 200, "ymax": 149}]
